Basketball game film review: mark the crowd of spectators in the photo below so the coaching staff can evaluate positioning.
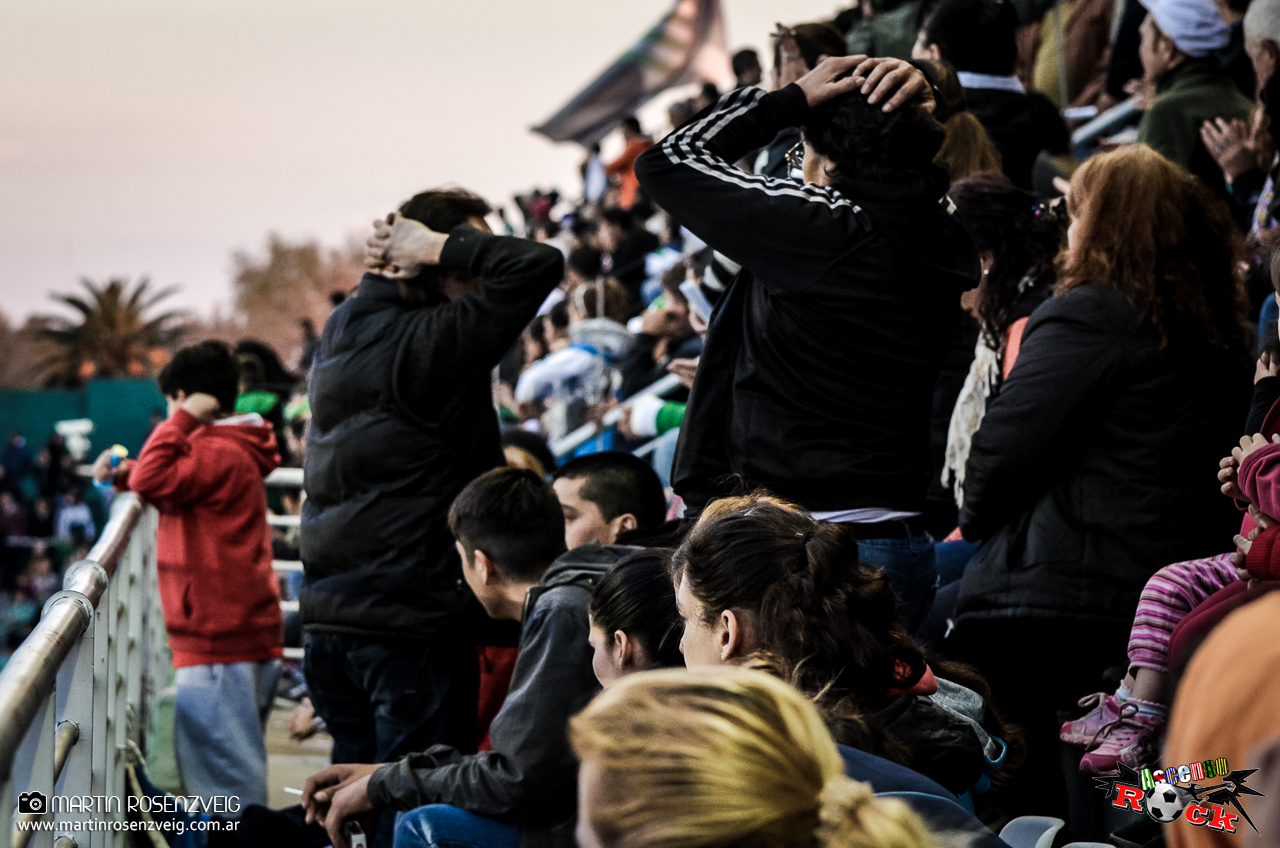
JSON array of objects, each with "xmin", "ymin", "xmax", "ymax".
[
  {"xmin": 272, "ymin": 0, "xmax": 1280, "ymax": 845},
  {"xmin": 0, "ymin": 430, "xmax": 104, "ymax": 663},
  {"xmin": 41, "ymin": 0, "xmax": 1280, "ymax": 847}
]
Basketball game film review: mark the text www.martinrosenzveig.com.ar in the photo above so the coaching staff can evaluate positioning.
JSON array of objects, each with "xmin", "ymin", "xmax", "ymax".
[{"xmin": 18, "ymin": 819, "xmax": 239, "ymax": 834}]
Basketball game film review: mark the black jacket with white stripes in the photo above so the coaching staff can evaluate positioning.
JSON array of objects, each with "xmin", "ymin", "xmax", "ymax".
[{"xmin": 635, "ymin": 83, "xmax": 981, "ymax": 515}]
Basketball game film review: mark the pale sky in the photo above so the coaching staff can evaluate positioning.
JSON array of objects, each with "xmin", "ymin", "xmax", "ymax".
[{"xmin": 0, "ymin": 0, "xmax": 842, "ymax": 324}]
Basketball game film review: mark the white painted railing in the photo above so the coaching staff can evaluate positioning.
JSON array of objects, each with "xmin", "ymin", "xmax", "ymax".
[
  {"xmin": 0, "ymin": 493, "xmax": 163, "ymax": 848},
  {"xmin": 265, "ymin": 468, "xmax": 306, "ymax": 661}
]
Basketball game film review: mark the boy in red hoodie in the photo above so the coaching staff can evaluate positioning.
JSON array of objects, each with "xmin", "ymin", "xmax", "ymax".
[{"xmin": 93, "ymin": 340, "xmax": 283, "ymax": 809}]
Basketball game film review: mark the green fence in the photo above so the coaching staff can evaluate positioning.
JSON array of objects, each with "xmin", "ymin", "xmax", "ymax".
[{"xmin": 0, "ymin": 379, "xmax": 167, "ymax": 458}]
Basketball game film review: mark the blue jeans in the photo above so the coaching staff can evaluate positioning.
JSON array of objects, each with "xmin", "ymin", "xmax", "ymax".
[
  {"xmin": 394, "ymin": 805, "xmax": 519, "ymax": 848},
  {"xmin": 857, "ymin": 528, "xmax": 937, "ymax": 632},
  {"xmin": 304, "ymin": 634, "xmax": 478, "ymax": 848},
  {"xmin": 303, "ymin": 634, "xmax": 476, "ymax": 765},
  {"xmin": 173, "ymin": 659, "xmax": 281, "ymax": 809},
  {"xmin": 934, "ymin": 538, "xmax": 980, "ymax": 587}
]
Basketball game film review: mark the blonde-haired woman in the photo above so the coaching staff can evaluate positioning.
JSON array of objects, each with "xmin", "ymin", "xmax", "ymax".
[{"xmin": 570, "ymin": 668, "xmax": 934, "ymax": 848}]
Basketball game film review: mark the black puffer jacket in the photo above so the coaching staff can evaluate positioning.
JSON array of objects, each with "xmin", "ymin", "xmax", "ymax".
[
  {"xmin": 301, "ymin": 226, "xmax": 563, "ymax": 638},
  {"xmin": 635, "ymin": 84, "xmax": 981, "ymax": 515},
  {"xmin": 958, "ymin": 285, "xmax": 1251, "ymax": 625}
]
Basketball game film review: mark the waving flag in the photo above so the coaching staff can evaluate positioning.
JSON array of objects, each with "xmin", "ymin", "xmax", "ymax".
[{"xmin": 532, "ymin": 0, "xmax": 732, "ymax": 147}]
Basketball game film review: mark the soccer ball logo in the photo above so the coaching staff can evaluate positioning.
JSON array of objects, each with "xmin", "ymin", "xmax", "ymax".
[{"xmin": 1145, "ymin": 782, "xmax": 1189, "ymax": 823}]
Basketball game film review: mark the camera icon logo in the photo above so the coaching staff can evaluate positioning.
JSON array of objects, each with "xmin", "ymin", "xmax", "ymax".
[{"xmin": 17, "ymin": 790, "xmax": 47, "ymax": 815}]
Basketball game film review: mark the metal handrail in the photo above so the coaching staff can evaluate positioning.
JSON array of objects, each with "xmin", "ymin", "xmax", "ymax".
[
  {"xmin": 1071, "ymin": 97, "xmax": 1141, "ymax": 154},
  {"xmin": 78, "ymin": 464, "xmax": 306, "ymax": 489},
  {"xmin": 266, "ymin": 467, "xmax": 304, "ymax": 488},
  {"xmin": 0, "ymin": 494, "xmax": 143, "ymax": 782}
]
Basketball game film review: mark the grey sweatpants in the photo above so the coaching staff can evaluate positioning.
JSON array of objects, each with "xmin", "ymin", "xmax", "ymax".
[{"xmin": 174, "ymin": 659, "xmax": 281, "ymax": 811}]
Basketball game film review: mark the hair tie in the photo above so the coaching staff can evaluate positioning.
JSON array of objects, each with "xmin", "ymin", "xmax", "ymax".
[{"xmin": 816, "ymin": 776, "xmax": 874, "ymax": 840}]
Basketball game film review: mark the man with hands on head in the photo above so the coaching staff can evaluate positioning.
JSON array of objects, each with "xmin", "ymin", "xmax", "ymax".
[
  {"xmin": 635, "ymin": 53, "xmax": 980, "ymax": 630},
  {"xmin": 300, "ymin": 189, "xmax": 563, "ymax": 846}
]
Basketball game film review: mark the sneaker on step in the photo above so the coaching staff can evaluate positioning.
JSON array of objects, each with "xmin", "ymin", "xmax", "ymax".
[
  {"xmin": 1079, "ymin": 705, "xmax": 1165, "ymax": 775},
  {"xmin": 1060, "ymin": 692, "xmax": 1122, "ymax": 748},
  {"xmin": 1117, "ymin": 720, "xmax": 1165, "ymax": 772}
]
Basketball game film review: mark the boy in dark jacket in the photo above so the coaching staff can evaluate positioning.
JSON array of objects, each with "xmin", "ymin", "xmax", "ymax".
[
  {"xmin": 93, "ymin": 340, "xmax": 283, "ymax": 807},
  {"xmin": 302, "ymin": 468, "xmax": 615, "ymax": 848},
  {"xmin": 300, "ymin": 190, "xmax": 564, "ymax": 800}
]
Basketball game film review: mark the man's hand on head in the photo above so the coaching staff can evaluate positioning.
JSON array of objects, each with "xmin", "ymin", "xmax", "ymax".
[
  {"xmin": 180, "ymin": 393, "xmax": 221, "ymax": 424},
  {"xmin": 794, "ymin": 56, "xmax": 872, "ymax": 108},
  {"xmin": 365, "ymin": 212, "xmax": 450, "ymax": 279},
  {"xmin": 794, "ymin": 56, "xmax": 934, "ymax": 114},
  {"xmin": 773, "ymin": 23, "xmax": 808, "ymax": 90},
  {"xmin": 852, "ymin": 57, "xmax": 935, "ymax": 113}
]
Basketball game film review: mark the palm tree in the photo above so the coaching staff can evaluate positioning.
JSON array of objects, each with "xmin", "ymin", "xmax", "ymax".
[{"xmin": 36, "ymin": 277, "xmax": 186, "ymax": 387}]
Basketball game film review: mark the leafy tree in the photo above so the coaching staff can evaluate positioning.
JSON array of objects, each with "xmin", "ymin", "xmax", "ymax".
[
  {"xmin": 229, "ymin": 234, "xmax": 362, "ymax": 365},
  {"xmin": 35, "ymin": 277, "xmax": 185, "ymax": 387},
  {"xmin": 0, "ymin": 311, "xmax": 59, "ymax": 389}
]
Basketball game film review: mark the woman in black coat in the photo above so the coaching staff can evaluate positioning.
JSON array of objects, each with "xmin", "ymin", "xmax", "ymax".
[{"xmin": 946, "ymin": 145, "xmax": 1253, "ymax": 823}]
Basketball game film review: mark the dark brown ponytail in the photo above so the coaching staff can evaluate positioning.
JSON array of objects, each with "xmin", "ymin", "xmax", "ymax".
[{"xmin": 673, "ymin": 504, "xmax": 926, "ymax": 710}]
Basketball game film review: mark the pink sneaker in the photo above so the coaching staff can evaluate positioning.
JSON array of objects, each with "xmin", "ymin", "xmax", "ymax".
[
  {"xmin": 1060, "ymin": 692, "xmax": 1122, "ymax": 748},
  {"xmin": 1117, "ymin": 721, "xmax": 1164, "ymax": 772},
  {"xmin": 1079, "ymin": 704, "xmax": 1165, "ymax": 775}
]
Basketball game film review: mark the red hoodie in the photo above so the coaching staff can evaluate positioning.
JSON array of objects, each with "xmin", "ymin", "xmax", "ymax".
[{"xmin": 119, "ymin": 408, "xmax": 284, "ymax": 668}]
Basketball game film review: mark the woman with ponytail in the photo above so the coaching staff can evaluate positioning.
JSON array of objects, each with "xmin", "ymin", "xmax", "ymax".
[
  {"xmin": 674, "ymin": 504, "xmax": 926, "ymax": 707},
  {"xmin": 570, "ymin": 668, "xmax": 934, "ymax": 848},
  {"xmin": 672, "ymin": 500, "xmax": 1019, "ymax": 800}
]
